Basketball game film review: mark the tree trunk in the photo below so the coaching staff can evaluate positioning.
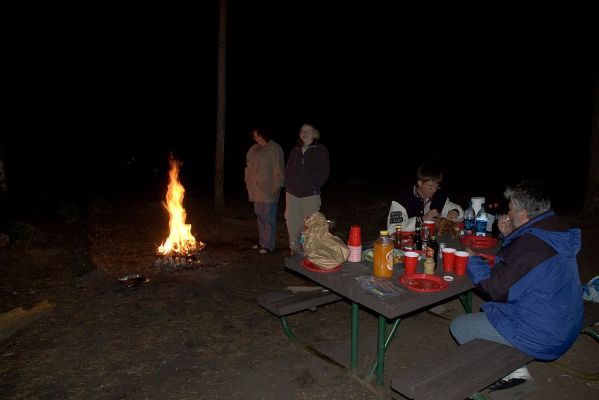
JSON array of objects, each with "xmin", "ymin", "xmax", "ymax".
[
  {"xmin": 214, "ymin": 0, "xmax": 227, "ymax": 211},
  {"xmin": 582, "ymin": 71, "xmax": 599, "ymax": 215},
  {"xmin": 0, "ymin": 137, "xmax": 7, "ymax": 193}
]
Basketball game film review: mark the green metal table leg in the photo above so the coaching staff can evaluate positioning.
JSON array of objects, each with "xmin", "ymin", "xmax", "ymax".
[
  {"xmin": 582, "ymin": 327, "xmax": 599, "ymax": 343},
  {"xmin": 280, "ymin": 316, "xmax": 297, "ymax": 339},
  {"xmin": 367, "ymin": 318, "xmax": 401, "ymax": 382},
  {"xmin": 459, "ymin": 291, "xmax": 473, "ymax": 313},
  {"xmin": 351, "ymin": 302, "xmax": 359, "ymax": 373},
  {"xmin": 376, "ymin": 315, "xmax": 387, "ymax": 386}
]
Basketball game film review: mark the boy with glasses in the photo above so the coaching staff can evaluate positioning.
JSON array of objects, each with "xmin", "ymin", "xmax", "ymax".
[{"xmin": 386, "ymin": 163, "xmax": 463, "ymax": 233}]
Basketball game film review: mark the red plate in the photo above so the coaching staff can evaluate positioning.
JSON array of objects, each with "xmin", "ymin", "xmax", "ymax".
[
  {"xmin": 399, "ymin": 274, "xmax": 449, "ymax": 292},
  {"xmin": 301, "ymin": 258, "xmax": 343, "ymax": 273},
  {"xmin": 460, "ymin": 236, "xmax": 498, "ymax": 249}
]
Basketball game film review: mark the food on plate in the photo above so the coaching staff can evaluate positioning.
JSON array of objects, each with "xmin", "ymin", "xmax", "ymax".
[{"xmin": 436, "ymin": 218, "xmax": 460, "ymax": 237}]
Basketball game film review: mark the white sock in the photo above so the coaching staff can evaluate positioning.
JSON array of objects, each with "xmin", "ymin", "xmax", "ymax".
[{"xmin": 503, "ymin": 366, "xmax": 532, "ymax": 381}]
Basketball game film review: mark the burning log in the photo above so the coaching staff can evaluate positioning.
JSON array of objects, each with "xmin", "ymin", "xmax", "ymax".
[
  {"xmin": 155, "ymin": 156, "xmax": 206, "ymax": 270},
  {"xmin": 154, "ymin": 245, "xmax": 207, "ymax": 270}
]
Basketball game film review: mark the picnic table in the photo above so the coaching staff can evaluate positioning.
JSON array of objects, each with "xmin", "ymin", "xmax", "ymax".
[{"xmin": 283, "ymin": 233, "xmax": 479, "ymax": 386}]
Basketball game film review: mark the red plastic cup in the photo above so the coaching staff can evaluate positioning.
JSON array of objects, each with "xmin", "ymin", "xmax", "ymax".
[
  {"xmin": 441, "ymin": 248, "xmax": 456, "ymax": 272},
  {"xmin": 423, "ymin": 220, "xmax": 436, "ymax": 237},
  {"xmin": 348, "ymin": 225, "xmax": 362, "ymax": 246},
  {"xmin": 403, "ymin": 251, "xmax": 419, "ymax": 276},
  {"xmin": 454, "ymin": 251, "xmax": 470, "ymax": 276}
]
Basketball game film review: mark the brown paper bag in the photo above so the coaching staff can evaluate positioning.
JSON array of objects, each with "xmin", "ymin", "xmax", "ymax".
[{"xmin": 303, "ymin": 212, "xmax": 350, "ymax": 269}]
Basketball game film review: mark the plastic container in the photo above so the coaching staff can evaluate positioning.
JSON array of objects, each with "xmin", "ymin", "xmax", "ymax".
[
  {"xmin": 373, "ymin": 230, "xmax": 394, "ymax": 278},
  {"xmin": 475, "ymin": 203, "xmax": 488, "ymax": 237}
]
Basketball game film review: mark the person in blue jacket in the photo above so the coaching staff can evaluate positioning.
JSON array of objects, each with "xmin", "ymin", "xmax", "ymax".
[{"xmin": 450, "ymin": 179, "xmax": 583, "ymax": 392}]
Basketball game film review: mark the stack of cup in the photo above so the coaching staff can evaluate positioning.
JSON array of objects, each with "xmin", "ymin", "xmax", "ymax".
[{"xmin": 348, "ymin": 225, "xmax": 362, "ymax": 262}]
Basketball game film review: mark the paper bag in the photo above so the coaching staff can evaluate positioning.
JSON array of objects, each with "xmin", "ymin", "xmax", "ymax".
[{"xmin": 303, "ymin": 212, "xmax": 350, "ymax": 269}]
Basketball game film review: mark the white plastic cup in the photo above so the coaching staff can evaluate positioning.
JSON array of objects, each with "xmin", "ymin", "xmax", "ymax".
[{"xmin": 348, "ymin": 245, "xmax": 362, "ymax": 262}]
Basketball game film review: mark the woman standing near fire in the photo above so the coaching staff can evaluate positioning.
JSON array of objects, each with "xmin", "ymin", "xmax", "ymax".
[
  {"xmin": 245, "ymin": 127, "xmax": 285, "ymax": 254},
  {"xmin": 285, "ymin": 123, "xmax": 330, "ymax": 254}
]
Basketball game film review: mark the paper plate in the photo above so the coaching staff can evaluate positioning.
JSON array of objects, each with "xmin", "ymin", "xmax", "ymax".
[
  {"xmin": 301, "ymin": 258, "xmax": 343, "ymax": 273},
  {"xmin": 362, "ymin": 248, "xmax": 374, "ymax": 262},
  {"xmin": 362, "ymin": 248, "xmax": 422, "ymax": 263},
  {"xmin": 399, "ymin": 274, "xmax": 449, "ymax": 292},
  {"xmin": 460, "ymin": 236, "xmax": 498, "ymax": 249}
]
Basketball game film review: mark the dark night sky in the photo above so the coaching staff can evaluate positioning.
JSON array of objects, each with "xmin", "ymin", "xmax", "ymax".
[{"xmin": 2, "ymin": 4, "xmax": 597, "ymax": 212}]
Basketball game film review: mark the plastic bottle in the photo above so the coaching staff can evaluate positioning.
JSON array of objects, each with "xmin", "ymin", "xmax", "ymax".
[
  {"xmin": 464, "ymin": 201, "xmax": 475, "ymax": 236},
  {"xmin": 373, "ymin": 230, "xmax": 394, "ymax": 278},
  {"xmin": 475, "ymin": 203, "xmax": 488, "ymax": 237}
]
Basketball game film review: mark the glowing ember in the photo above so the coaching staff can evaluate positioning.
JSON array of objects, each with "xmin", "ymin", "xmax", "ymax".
[{"xmin": 157, "ymin": 157, "xmax": 204, "ymax": 255}]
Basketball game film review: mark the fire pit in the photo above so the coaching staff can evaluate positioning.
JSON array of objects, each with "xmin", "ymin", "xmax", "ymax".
[{"xmin": 154, "ymin": 156, "xmax": 206, "ymax": 271}]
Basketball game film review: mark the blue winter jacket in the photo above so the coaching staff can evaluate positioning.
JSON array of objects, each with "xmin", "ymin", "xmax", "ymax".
[{"xmin": 467, "ymin": 211, "xmax": 583, "ymax": 360}]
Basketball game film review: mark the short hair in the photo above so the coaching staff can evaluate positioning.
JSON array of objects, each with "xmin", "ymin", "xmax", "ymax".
[
  {"xmin": 300, "ymin": 124, "xmax": 320, "ymax": 141},
  {"xmin": 250, "ymin": 128, "xmax": 270, "ymax": 142},
  {"xmin": 417, "ymin": 164, "xmax": 443, "ymax": 182},
  {"xmin": 504, "ymin": 180, "xmax": 551, "ymax": 219}
]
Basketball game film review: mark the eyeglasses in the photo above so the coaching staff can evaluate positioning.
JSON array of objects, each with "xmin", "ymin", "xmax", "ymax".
[{"xmin": 423, "ymin": 182, "xmax": 441, "ymax": 190}]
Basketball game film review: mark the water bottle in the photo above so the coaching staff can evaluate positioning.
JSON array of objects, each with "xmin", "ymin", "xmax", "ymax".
[
  {"xmin": 475, "ymin": 203, "xmax": 488, "ymax": 237},
  {"xmin": 464, "ymin": 201, "xmax": 475, "ymax": 236}
]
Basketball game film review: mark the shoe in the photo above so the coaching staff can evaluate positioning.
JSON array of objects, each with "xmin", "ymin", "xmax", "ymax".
[
  {"xmin": 487, "ymin": 378, "xmax": 527, "ymax": 392},
  {"xmin": 252, "ymin": 244, "xmax": 260, "ymax": 250},
  {"xmin": 259, "ymin": 248, "xmax": 273, "ymax": 254}
]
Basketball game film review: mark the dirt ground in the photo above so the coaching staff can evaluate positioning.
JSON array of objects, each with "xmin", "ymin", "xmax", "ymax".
[{"xmin": 1, "ymin": 182, "xmax": 598, "ymax": 399}]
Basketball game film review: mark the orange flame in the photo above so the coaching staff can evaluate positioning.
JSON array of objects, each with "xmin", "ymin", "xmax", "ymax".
[{"xmin": 158, "ymin": 157, "xmax": 202, "ymax": 255}]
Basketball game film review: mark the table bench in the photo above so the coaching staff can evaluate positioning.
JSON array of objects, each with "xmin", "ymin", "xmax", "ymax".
[
  {"xmin": 257, "ymin": 287, "xmax": 342, "ymax": 340},
  {"xmin": 391, "ymin": 338, "xmax": 533, "ymax": 400},
  {"xmin": 391, "ymin": 300, "xmax": 599, "ymax": 400}
]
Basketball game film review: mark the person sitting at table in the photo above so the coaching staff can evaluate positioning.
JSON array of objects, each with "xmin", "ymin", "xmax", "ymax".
[
  {"xmin": 386, "ymin": 163, "xmax": 464, "ymax": 233},
  {"xmin": 450, "ymin": 179, "xmax": 583, "ymax": 392}
]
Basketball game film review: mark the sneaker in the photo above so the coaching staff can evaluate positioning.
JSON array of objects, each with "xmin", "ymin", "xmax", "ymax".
[
  {"xmin": 252, "ymin": 244, "xmax": 260, "ymax": 250},
  {"xmin": 504, "ymin": 365, "xmax": 532, "ymax": 381},
  {"xmin": 487, "ymin": 378, "xmax": 527, "ymax": 392},
  {"xmin": 487, "ymin": 364, "xmax": 532, "ymax": 392},
  {"xmin": 259, "ymin": 248, "xmax": 273, "ymax": 254}
]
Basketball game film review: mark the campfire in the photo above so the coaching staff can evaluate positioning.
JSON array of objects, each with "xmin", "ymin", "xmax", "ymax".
[{"xmin": 154, "ymin": 156, "xmax": 205, "ymax": 270}]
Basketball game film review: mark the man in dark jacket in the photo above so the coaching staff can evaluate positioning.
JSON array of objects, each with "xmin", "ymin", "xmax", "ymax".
[
  {"xmin": 450, "ymin": 180, "xmax": 583, "ymax": 391},
  {"xmin": 386, "ymin": 163, "xmax": 463, "ymax": 233}
]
